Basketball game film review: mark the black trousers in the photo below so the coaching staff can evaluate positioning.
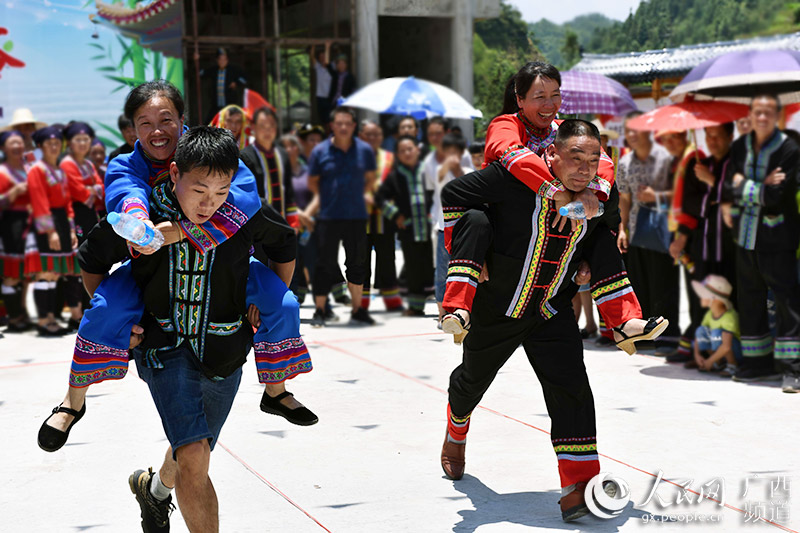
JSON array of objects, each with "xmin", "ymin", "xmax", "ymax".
[
  {"xmin": 398, "ymin": 236, "xmax": 433, "ymax": 310},
  {"xmin": 736, "ymin": 246, "xmax": 800, "ymax": 371},
  {"xmin": 626, "ymin": 245, "xmax": 680, "ymax": 348},
  {"xmin": 312, "ymin": 220, "xmax": 367, "ymax": 297},
  {"xmin": 448, "ymin": 290, "xmax": 599, "ymax": 487},
  {"xmin": 363, "ymin": 231, "xmax": 398, "ymax": 294}
]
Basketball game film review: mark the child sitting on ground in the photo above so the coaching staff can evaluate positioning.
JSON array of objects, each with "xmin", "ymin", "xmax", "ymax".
[{"xmin": 689, "ymin": 274, "xmax": 742, "ymax": 377}]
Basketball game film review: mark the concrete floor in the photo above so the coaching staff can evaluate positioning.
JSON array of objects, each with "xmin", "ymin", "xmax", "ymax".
[{"xmin": 2, "ymin": 294, "xmax": 799, "ymax": 533}]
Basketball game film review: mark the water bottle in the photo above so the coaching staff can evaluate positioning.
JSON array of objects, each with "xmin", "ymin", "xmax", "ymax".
[
  {"xmin": 558, "ymin": 201, "xmax": 605, "ymax": 220},
  {"xmin": 107, "ymin": 211, "xmax": 165, "ymax": 250},
  {"xmin": 298, "ymin": 229, "xmax": 311, "ymax": 246}
]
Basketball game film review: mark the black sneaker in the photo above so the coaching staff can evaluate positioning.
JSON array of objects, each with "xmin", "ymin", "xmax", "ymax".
[
  {"xmin": 782, "ymin": 372, "xmax": 800, "ymax": 393},
  {"xmin": 324, "ymin": 306, "xmax": 339, "ymax": 322},
  {"xmin": 310, "ymin": 308, "xmax": 326, "ymax": 328},
  {"xmin": 334, "ymin": 293, "xmax": 352, "ymax": 305},
  {"xmin": 128, "ymin": 467, "xmax": 174, "ymax": 532},
  {"xmin": 350, "ymin": 307, "xmax": 375, "ymax": 326},
  {"xmin": 732, "ymin": 366, "xmax": 782, "ymax": 382}
]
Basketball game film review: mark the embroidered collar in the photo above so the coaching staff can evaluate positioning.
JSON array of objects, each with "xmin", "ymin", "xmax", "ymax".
[{"xmin": 517, "ymin": 111, "xmax": 552, "ymax": 138}]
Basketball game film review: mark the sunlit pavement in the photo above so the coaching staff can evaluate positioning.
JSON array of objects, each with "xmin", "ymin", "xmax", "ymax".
[{"xmin": 2, "ymin": 293, "xmax": 798, "ymax": 532}]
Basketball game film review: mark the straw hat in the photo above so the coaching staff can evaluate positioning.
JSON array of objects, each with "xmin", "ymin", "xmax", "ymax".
[
  {"xmin": 691, "ymin": 274, "xmax": 733, "ymax": 310},
  {"xmin": 590, "ymin": 119, "xmax": 619, "ymax": 140},
  {"xmin": 1, "ymin": 108, "xmax": 46, "ymax": 132}
]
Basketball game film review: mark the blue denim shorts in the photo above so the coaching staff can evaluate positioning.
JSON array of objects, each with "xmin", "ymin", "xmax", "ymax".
[{"xmin": 132, "ymin": 345, "xmax": 242, "ymax": 457}]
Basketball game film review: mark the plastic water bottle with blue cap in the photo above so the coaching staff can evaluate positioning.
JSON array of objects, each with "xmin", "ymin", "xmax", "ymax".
[
  {"xmin": 107, "ymin": 212, "xmax": 165, "ymax": 250},
  {"xmin": 558, "ymin": 201, "xmax": 605, "ymax": 220}
]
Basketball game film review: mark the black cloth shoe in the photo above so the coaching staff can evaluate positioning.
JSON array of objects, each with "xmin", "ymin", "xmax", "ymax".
[
  {"xmin": 5, "ymin": 320, "xmax": 32, "ymax": 333},
  {"xmin": 334, "ymin": 293, "xmax": 351, "ymax": 305},
  {"xmin": 323, "ymin": 306, "xmax": 339, "ymax": 322},
  {"xmin": 350, "ymin": 307, "xmax": 376, "ymax": 325},
  {"xmin": 665, "ymin": 352, "xmax": 692, "ymax": 363},
  {"xmin": 594, "ymin": 335, "xmax": 615, "ymax": 347},
  {"xmin": 260, "ymin": 390, "xmax": 319, "ymax": 425},
  {"xmin": 310, "ymin": 308, "xmax": 326, "ymax": 328},
  {"xmin": 402, "ymin": 309, "xmax": 425, "ymax": 317},
  {"xmin": 129, "ymin": 467, "xmax": 174, "ymax": 533},
  {"xmin": 782, "ymin": 372, "xmax": 800, "ymax": 393},
  {"xmin": 36, "ymin": 323, "xmax": 68, "ymax": 337},
  {"xmin": 732, "ymin": 365, "xmax": 782, "ymax": 382},
  {"xmin": 66, "ymin": 317, "xmax": 82, "ymax": 332},
  {"xmin": 38, "ymin": 402, "xmax": 86, "ymax": 452}
]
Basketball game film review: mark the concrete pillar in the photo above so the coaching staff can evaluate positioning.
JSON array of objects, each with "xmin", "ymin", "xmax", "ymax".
[
  {"xmin": 355, "ymin": 0, "xmax": 379, "ymax": 92},
  {"xmin": 451, "ymin": 0, "xmax": 474, "ymax": 141}
]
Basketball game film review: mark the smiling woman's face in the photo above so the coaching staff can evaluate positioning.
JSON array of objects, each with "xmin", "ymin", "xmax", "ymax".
[
  {"xmin": 133, "ymin": 94, "xmax": 183, "ymax": 161},
  {"xmin": 516, "ymin": 75, "xmax": 561, "ymax": 130}
]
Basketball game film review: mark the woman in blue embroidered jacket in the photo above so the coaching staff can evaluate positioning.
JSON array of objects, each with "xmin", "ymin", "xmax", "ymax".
[{"xmin": 38, "ymin": 82, "xmax": 316, "ymax": 454}]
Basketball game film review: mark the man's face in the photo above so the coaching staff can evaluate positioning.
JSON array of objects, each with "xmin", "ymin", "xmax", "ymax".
[
  {"xmin": 658, "ymin": 132, "xmax": 688, "ymax": 158},
  {"xmin": 217, "ymin": 54, "xmax": 229, "ymax": 69},
  {"xmin": 736, "ymin": 116, "xmax": 752, "ymax": 136},
  {"xmin": 516, "ymin": 75, "xmax": 561, "ymax": 130},
  {"xmin": 398, "ymin": 118, "xmax": 417, "ymax": 137},
  {"xmin": 623, "ymin": 123, "xmax": 649, "ymax": 151},
  {"xmin": 121, "ymin": 125, "xmax": 138, "ymax": 147},
  {"xmin": 331, "ymin": 112, "xmax": 355, "ymax": 141},
  {"xmin": 704, "ymin": 125, "xmax": 733, "ymax": 160},
  {"xmin": 133, "ymin": 94, "xmax": 184, "ymax": 161},
  {"xmin": 470, "ymin": 151, "xmax": 484, "ymax": 169},
  {"xmin": 396, "ymin": 139, "xmax": 420, "ymax": 167},
  {"xmin": 750, "ymin": 97, "xmax": 779, "ymax": 136},
  {"xmin": 547, "ymin": 135, "xmax": 601, "ymax": 192},
  {"xmin": 359, "ymin": 123, "xmax": 383, "ymax": 151},
  {"xmin": 427, "ymin": 123, "xmax": 445, "ymax": 151},
  {"xmin": 336, "ymin": 59, "xmax": 348, "ymax": 73},
  {"xmin": 170, "ymin": 162, "xmax": 232, "ymax": 225}
]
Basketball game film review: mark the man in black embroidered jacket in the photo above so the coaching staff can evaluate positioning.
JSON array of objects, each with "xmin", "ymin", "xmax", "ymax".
[
  {"xmin": 721, "ymin": 94, "xmax": 800, "ymax": 390},
  {"xmin": 77, "ymin": 127, "xmax": 296, "ymax": 531},
  {"xmin": 439, "ymin": 120, "xmax": 629, "ymax": 522}
]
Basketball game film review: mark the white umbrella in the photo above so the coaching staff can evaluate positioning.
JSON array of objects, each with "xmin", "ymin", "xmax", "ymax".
[{"xmin": 341, "ymin": 76, "xmax": 482, "ymax": 119}]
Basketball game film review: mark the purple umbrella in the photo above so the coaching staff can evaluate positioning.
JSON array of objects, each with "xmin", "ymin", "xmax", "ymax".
[
  {"xmin": 670, "ymin": 49, "xmax": 800, "ymax": 104},
  {"xmin": 559, "ymin": 70, "xmax": 638, "ymax": 115}
]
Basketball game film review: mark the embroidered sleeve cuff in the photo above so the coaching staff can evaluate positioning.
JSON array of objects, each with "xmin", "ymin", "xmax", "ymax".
[
  {"xmin": 121, "ymin": 197, "xmax": 150, "ymax": 220},
  {"xmin": 35, "ymin": 215, "xmax": 55, "ymax": 234},
  {"xmin": 538, "ymin": 180, "xmax": 564, "ymax": 200},
  {"xmin": 586, "ymin": 176, "xmax": 611, "ymax": 201},
  {"xmin": 742, "ymin": 180, "xmax": 762, "ymax": 205}
]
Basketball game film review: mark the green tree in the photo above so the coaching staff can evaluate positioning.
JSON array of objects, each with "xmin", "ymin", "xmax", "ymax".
[{"xmin": 560, "ymin": 31, "xmax": 581, "ymax": 69}]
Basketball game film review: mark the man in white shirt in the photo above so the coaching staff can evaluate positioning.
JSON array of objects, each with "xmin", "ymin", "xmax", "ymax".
[{"xmin": 311, "ymin": 43, "xmax": 333, "ymax": 125}]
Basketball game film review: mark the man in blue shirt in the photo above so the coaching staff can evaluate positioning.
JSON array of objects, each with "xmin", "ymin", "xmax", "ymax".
[{"xmin": 308, "ymin": 106, "xmax": 377, "ymax": 326}]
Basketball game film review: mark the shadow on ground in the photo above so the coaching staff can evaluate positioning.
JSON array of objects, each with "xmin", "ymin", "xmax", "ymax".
[
  {"xmin": 639, "ymin": 364, "xmax": 781, "ymax": 388},
  {"xmin": 449, "ymin": 474, "xmax": 644, "ymax": 532}
]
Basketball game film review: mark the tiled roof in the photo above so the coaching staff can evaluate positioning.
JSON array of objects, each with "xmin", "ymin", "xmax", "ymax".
[{"xmin": 573, "ymin": 32, "xmax": 800, "ymax": 83}]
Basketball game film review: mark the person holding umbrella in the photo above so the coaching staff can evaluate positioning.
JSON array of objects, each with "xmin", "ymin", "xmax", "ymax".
[{"xmin": 721, "ymin": 94, "xmax": 800, "ymax": 391}]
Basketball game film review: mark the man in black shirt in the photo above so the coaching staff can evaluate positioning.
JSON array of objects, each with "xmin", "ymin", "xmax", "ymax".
[
  {"xmin": 78, "ymin": 127, "xmax": 296, "ymax": 531},
  {"xmin": 107, "ymin": 114, "xmax": 138, "ymax": 162}
]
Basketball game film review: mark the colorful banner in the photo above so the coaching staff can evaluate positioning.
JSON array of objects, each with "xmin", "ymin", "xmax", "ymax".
[{"xmin": 0, "ymin": 0, "xmax": 183, "ymax": 149}]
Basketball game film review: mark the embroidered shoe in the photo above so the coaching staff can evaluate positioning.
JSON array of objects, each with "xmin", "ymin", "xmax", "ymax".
[{"xmin": 129, "ymin": 468, "xmax": 174, "ymax": 533}]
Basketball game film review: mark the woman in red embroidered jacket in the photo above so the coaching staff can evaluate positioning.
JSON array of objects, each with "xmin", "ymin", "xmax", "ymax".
[
  {"xmin": 27, "ymin": 125, "xmax": 78, "ymax": 336},
  {"xmin": 442, "ymin": 62, "xmax": 665, "ymax": 354},
  {"xmin": 61, "ymin": 121, "xmax": 105, "ymax": 328},
  {"xmin": 0, "ymin": 130, "xmax": 36, "ymax": 331}
]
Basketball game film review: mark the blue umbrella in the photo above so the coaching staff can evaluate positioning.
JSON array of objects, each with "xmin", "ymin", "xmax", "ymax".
[{"xmin": 341, "ymin": 76, "xmax": 482, "ymax": 119}]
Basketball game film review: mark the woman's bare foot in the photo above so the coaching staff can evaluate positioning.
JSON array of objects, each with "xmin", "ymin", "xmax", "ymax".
[
  {"xmin": 264, "ymin": 382, "xmax": 304, "ymax": 410},
  {"xmin": 46, "ymin": 387, "xmax": 87, "ymax": 432}
]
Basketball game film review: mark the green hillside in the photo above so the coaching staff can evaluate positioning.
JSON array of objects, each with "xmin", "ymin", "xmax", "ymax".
[{"xmin": 529, "ymin": 14, "xmax": 616, "ymax": 68}]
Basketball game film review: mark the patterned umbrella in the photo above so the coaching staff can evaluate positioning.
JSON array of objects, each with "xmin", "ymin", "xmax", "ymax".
[
  {"xmin": 670, "ymin": 49, "xmax": 800, "ymax": 105},
  {"xmin": 560, "ymin": 70, "xmax": 638, "ymax": 115}
]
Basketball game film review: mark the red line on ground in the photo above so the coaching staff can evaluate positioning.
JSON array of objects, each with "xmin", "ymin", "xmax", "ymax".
[
  {"xmin": 218, "ymin": 442, "xmax": 332, "ymax": 532},
  {"xmin": 312, "ymin": 338, "xmax": 798, "ymax": 533},
  {"xmin": 0, "ymin": 360, "xmax": 65, "ymax": 370}
]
